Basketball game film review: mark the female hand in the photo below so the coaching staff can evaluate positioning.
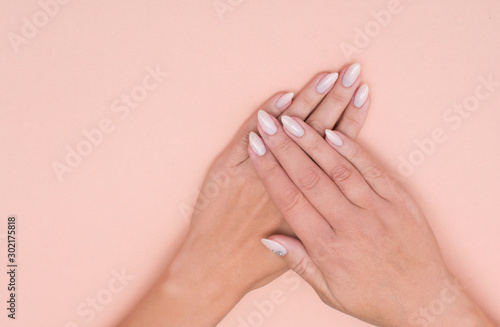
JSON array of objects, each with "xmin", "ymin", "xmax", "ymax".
[
  {"xmin": 119, "ymin": 63, "xmax": 371, "ymax": 326},
  {"xmin": 249, "ymin": 116, "xmax": 495, "ymax": 326}
]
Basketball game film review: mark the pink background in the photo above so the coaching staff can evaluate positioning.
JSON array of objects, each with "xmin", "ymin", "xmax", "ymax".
[{"xmin": 1, "ymin": 1, "xmax": 499, "ymax": 326}]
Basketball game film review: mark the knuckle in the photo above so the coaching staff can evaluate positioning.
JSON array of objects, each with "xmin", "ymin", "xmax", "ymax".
[
  {"xmin": 363, "ymin": 163, "xmax": 383, "ymax": 180},
  {"xmin": 342, "ymin": 113, "xmax": 361, "ymax": 130},
  {"xmin": 291, "ymin": 256, "xmax": 310, "ymax": 276},
  {"xmin": 239, "ymin": 131, "xmax": 250, "ymax": 147},
  {"xmin": 273, "ymin": 137, "xmax": 293, "ymax": 153},
  {"xmin": 280, "ymin": 187, "xmax": 302, "ymax": 212},
  {"xmin": 348, "ymin": 144, "xmax": 361, "ymax": 161},
  {"xmin": 298, "ymin": 94, "xmax": 316, "ymax": 109},
  {"xmin": 305, "ymin": 136, "xmax": 322, "ymax": 153},
  {"xmin": 307, "ymin": 119, "xmax": 327, "ymax": 134},
  {"xmin": 328, "ymin": 91, "xmax": 348, "ymax": 105},
  {"xmin": 235, "ymin": 124, "xmax": 254, "ymax": 148},
  {"xmin": 297, "ymin": 167, "xmax": 321, "ymax": 191},
  {"xmin": 262, "ymin": 159, "xmax": 280, "ymax": 173},
  {"xmin": 328, "ymin": 164, "xmax": 351, "ymax": 182},
  {"xmin": 386, "ymin": 184, "xmax": 407, "ymax": 204}
]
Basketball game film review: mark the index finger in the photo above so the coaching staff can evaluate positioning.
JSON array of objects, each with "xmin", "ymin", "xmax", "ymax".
[{"xmin": 248, "ymin": 132, "xmax": 334, "ymax": 247}]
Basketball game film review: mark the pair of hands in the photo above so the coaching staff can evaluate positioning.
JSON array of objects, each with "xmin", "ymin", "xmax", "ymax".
[{"xmin": 119, "ymin": 63, "xmax": 494, "ymax": 326}]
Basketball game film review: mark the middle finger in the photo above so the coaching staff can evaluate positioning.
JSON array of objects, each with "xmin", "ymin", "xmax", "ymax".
[
  {"xmin": 257, "ymin": 110, "xmax": 356, "ymax": 224},
  {"xmin": 306, "ymin": 63, "xmax": 362, "ymax": 136}
]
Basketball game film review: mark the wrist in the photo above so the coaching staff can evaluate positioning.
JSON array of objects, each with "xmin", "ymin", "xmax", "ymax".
[
  {"xmin": 163, "ymin": 255, "xmax": 248, "ymax": 306},
  {"xmin": 117, "ymin": 240, "xmax": 249, "ymax": 327},
  {"xmin": 158, "ymin": 244, "xmax": 250, "ymax": 326},
  {"xmin": 431, "ymin": 293, "xmax": 494, "ymax": 327},
  {"xmin": 405, "ymin": 277, "xmax": 494, "ymax": 327}
]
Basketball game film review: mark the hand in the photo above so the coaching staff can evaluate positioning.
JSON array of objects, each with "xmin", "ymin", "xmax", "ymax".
[
  {"xmin": 119, "ymin": 63, "xmax": 371, "ymax": 326},
  {"xmin": 249, "ymin": 117, "xmax": 495, "ymax": 326}
]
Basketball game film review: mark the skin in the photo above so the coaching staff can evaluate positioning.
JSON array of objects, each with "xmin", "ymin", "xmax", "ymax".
[
  {"xmin": 118, "ymin": 64, "xmax": 370, "ymax": 326},
  {"xmin": 248, "ymin": 115, "xmax": 496, "ymax": 326}
]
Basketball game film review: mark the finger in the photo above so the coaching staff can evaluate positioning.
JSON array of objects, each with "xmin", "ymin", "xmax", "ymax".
[
  {"xmin": 260, "ymin": 237, "xmax": 334, "ymax": 304},
  {"xmin": 280, "ymin": 116, "xmax": 380, "ymax": 208},
  {"xmin": 325, "ymin": 131, "xmax": 410, "ymax": 203},
  {"xmin": 281, "ymin": 72, "xmax": 339, "ymax": 121},
  {"xmin": 306, "ymin": 63, "xmax": 361, "ymax": 136},
  {"xmin": 256, "ymin": 110, "xmax": 356, "ymax": 222},
  {"xmin": 248, "ymin": 132, "xmax": 334, "ymax": 247},
  {"xmin": 335, "ymin": 84, "xmax": 370, "ymax": 139},
  {"xmin": 223, "ymin": 92, "xmax": 294, "ymax": 167}
]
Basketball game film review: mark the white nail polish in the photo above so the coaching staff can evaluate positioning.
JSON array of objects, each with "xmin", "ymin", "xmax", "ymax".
[
  {"xmin": 281, "ymin": 115, "xmax": 304, "ymax": 137},
  {"xmin": 342, "ymin": 63, "xmax": 361, "ymax": 88},
  {"xmin": 353, "ymin": 84, "xmax": 369, "ymax": 108},
  {"xmin": 276, "ymin": 92, "xmax": 294, "ymax": 109},
  {"xmin": 325, "ymin": 129, "xmax": 343, "ymax": 146},
  {"xmin": 261, "ymin": 239, "xmax": 287, "ymax": 256},
  {"xmin": 258, "ymin": 110, "xmax": 278, "ymax": 135},
  {"xmin": 316, "ymin": 73, "xmax": 339, "ymax": 93},
  {"xmin": 249, "ymin": 132, "xmax": 266, "ymax": 156}
]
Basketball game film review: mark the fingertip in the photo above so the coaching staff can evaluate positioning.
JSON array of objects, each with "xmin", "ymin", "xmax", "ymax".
[
  {"xmin": 281, "ymin": 115, "xmax": 305, "ymax": 138},
  {"xmin": 248, "ymin": 131, "xmax": 266, "ymax": 157},
  {"xmin": 342, "ymin": 63, "xmax": 361, "ymax": 88},
  {"xmin": 276, "ymin": 92, "xmax": 294, "ymax": 110},
  {"xmin": 316, "ymin": 72, "xmax": 339, "ymax": 94},
  {"xmin": 261, "ymin": 238, "xmax": 288, "ymax": 256},
  {"xmin": 325, "ymin": 129, "xmax": 344, "ymax": 147},
  {"xmin": 353, "ymin": 84, "xmax": 369, "ymax": 108}
]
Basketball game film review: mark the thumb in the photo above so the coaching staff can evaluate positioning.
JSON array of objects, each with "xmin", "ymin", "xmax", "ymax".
[{"xmin": 261, "ymin": 236, "xmax": 327, "ymax": 293}]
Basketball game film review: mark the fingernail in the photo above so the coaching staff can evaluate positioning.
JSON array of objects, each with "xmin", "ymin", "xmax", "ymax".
[
  {"xmin": 325, "ymin": 129, "xmax": 343, "ymax": 146},
  {"xmin": 258, "ymin": 110, "xmax": 278, "ymax": 135},
  {"xmin": 281, "ymin": 115, "xmax": 304, "ymax": 137},
  {"xmin": 316, "ymin": 72, "xmax": 339, "ymax": 93},
  {"xmin": 353, "ymin": 84, "xmax": 369, "ymax": 108},
  {"xmin": 342, "ymin": 63, "xmax": 361, "ymax": 88},
  {"xmin": 261, "ymin": 239, "xmax": 287, "ymax": 256},
  {"xmin": 249, "ymin": 132, "xmax": 266, "ymax": 156},
  {"xmin": 276, "ymin": 92, "xmax": 294, "ymax": 109}
]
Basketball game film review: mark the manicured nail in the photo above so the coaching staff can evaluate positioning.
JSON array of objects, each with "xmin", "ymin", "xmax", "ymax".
[
  {"xmin": 353, "ymin": 84, "xmax": 369, "ymax": 108},
  {"xmin": 342, "ymin": 63, "xmax": 361, "ymax": 88},
  {"xmin": 261, "ymin": 239, "xmax": 287, "ymax": 256},
  {"xmin": 316, "ymin": 73, "xmax": 339, "ymax": 93},
  {"xmin": 325, "ymin": 130, "xmax": 343, "ymax": 146},
  {"xmin": 276, "ymin": 92, "xmax": 294, "ymax": 109},
  {"xmin": 258, "ymin": 110, "xmax": 277, "ymax": 135},
  {"xmin": 281, "ymin": 115, "xmax": 304, "ymax": 137},
  {"xmin": 249, "ymin": 132, "xmax": 266, "ymax": 156}
]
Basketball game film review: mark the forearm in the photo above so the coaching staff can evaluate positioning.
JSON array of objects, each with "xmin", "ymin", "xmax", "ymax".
[{"xmin": 117, "ymin": 248, "xmax": 248, "ymax": 327}]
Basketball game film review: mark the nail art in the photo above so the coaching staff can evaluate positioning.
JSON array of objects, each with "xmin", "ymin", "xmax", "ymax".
[
  {"xmin": 249, "ymin": 132, "xmax": 266, "ymax": 156},
  {"xmin": 257, "ymin": 110, "xmax": 278, "ymax": 135},
  {"xmin": 325, "ymin": 129, "xmax": 343, "ymax": 146},
  {"xmin": 342, "ymin": 63, "xmax": 361, "ymax": 88},
  {"xmin": 353, "ymin": 84, "xmax": 369, "ymax": 108},
  {"xmin": 276, "ymin": 92, "xmax": 294, "ymax": 109},
  {"xmin": 261, "ymin": 239, "xmax": 287, "ymax": 256},
  {"xmin": 281, "ymin": 115, "xmax": 304, "ymax": 137},
  {"xmin": 316, "ymin": 73, "xmax": 339, "ymax": 93}
]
